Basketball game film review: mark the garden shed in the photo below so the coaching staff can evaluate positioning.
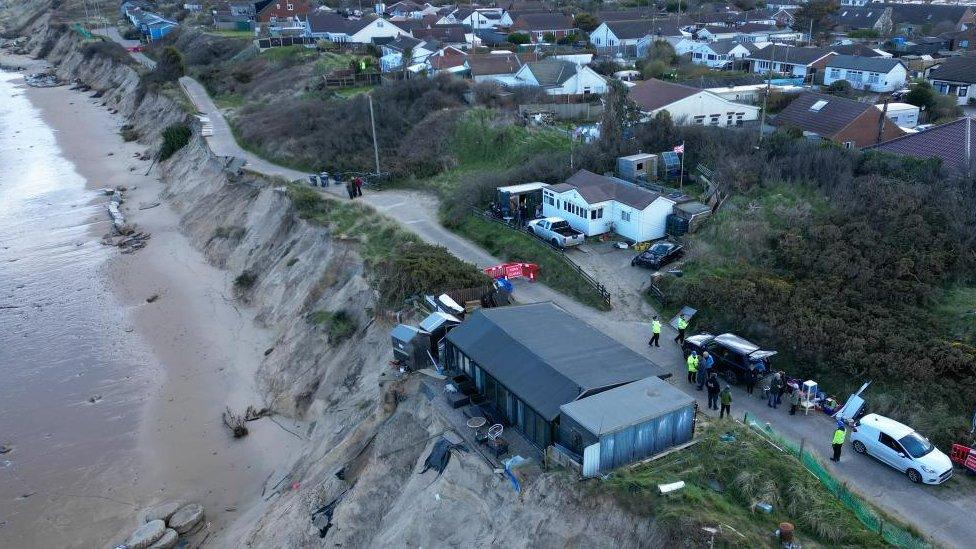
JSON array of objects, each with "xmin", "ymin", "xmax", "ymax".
[{"xmin": 558, "ymin": 376, "xmax": 696, "ymax": 477}]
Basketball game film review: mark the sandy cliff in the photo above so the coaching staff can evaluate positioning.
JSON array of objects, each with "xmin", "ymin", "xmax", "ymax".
[{"xmin": 2, "ymin": 7, "xmax": 666, "ymax": 547}]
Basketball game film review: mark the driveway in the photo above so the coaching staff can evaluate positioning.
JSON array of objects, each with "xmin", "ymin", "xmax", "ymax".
[{"xmin": 103, "ymin": 31, "xmax": 976, "ymax": 548}]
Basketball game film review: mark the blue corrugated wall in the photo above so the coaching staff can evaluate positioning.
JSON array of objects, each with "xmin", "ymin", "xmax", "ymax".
[{"xmin": 598, "ymin": 404, "xmax": 695, "ymax": 472}]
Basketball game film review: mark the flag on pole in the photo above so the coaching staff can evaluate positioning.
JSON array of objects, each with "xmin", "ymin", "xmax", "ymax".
[{"xmin": 673, "ymin": 143, "xmax": 685, "ymax": 154}]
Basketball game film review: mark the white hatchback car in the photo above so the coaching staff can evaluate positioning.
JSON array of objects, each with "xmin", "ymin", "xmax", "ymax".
[{"xmin": 850, "ymin": 414, "xmax": 953, "ymax": 484}]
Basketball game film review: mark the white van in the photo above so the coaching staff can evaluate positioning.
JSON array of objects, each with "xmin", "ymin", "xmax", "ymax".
[{"xmin": 850, "ymin": 414, "xmax": 953, "ymax": 484}]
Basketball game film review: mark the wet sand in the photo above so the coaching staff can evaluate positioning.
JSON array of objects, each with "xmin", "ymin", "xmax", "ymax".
[{"xmin": 1, "ymin": 57, "xmax": 302, "ymax": 546}]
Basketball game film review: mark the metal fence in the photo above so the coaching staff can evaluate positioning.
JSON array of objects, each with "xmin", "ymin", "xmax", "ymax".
[
  {"xmin": 743, "ymin": 413, "xmax": 930, "ymax": 549},
  {"xmin": 473, "ymin": 209, "xmax": 612, "ymax": 309}
]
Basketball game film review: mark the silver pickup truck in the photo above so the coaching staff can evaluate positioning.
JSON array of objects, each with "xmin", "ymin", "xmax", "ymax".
[{"xmin": 527, "ymin": 217, "xmax": 585, "ymax": 248}]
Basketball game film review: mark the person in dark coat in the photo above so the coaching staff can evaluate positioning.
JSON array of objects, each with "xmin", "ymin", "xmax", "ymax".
[
  {"xmin": 744, "ymin": 365, "xmax": 757, "ymax": 396},
  {"xmin": 706, "ymin": 373, "xmax": 721, "ymax": 411},
  {"xmin": 344, "ymin": 180, "xmax": 355, "ymax": 199}
]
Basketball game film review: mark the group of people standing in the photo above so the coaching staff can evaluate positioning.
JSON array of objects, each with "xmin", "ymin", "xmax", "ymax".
[
  {"xmin": 345, "ymin": 176, "xmax": 364, "ymax": 199},
  {"xmin": 685, "ymin": 350, "xmax": 733, "ymax": 419}
]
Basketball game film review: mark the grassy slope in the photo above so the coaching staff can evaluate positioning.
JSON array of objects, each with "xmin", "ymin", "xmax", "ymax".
[
  {"xmin": 607, "ymin": 424, "xmax": 896, "ymax": 548},
  {"xmin": 398, "ymin": 110, "xmax": 611, "ymax": 310}
]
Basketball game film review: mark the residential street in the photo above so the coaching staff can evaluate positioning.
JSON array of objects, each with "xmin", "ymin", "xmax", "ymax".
[{"xmin": 102, "ymin": 31, "xmax": 976, "ymax": 548}]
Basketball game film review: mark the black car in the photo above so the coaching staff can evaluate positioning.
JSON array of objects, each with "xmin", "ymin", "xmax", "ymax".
[
  {"xmin": 631, "ymin": 241, "xmax": 683, "ymax": 269},
  {"xmin": 682, "ymin": 333, "xmax": 777, "ymax": 384}
]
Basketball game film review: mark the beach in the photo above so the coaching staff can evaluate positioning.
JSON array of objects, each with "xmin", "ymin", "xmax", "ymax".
[{"xmin": 0, "ymin": 57, "xmax": 302, "ymax": 547}]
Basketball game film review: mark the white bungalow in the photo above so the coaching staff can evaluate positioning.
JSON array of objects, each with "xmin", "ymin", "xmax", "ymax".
[{"xmin": 542, "ymin": 170, "xmax": 679, "ymax": 242}]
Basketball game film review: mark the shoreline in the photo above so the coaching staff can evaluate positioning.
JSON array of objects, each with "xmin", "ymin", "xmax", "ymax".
[{"xmin": 4, "ymin": 55, "xmax": 304, "ymax": 546}]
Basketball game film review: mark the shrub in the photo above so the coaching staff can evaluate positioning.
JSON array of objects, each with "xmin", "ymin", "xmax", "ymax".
[
  {"xmin": 373, "ymin": 245, "xmax": 490, "ymax": 308},
  {"xmin": 308, "ymin": 310, "xmax": 358, "ymax": 344},
  {"xmin": 82, "ymin": 41, "xmax": 135, "ymax": 66},
  {"xmin": 234, "ymin": 270, "xmax": 257, "ymax": 291},
  {"xmin": 159, "ymin": 123, "xmax": 192, "ymax": 161},
  {"xmin": 507, "ymin": 33, "xmax": 530, "ymax": 45},
  {"xmin": 122, "ymin": 28, "xmax": 142, "ymax": 40},
  {"xmin": 120, "ymin": 125, "xmax": 139, "ymax": 142}
]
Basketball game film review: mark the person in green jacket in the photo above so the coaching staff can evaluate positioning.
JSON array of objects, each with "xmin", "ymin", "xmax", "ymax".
[
  {"xmin": 831, "ymin": 422, "xmax": 847, "ymax": 462},
  {"xmin": 686, "ymin": 351, "xmax": 698, "ymax": 384},
  {"xmin": 720, "ymin": 386, "xmax": 732, "ymax": 419},
  {"xmin": 648, "ymin": 316, "xmax": 661, "ymax": 347},
  {"xmin": 673, "ymin": 314, "xmax": 688, "ymax": 345}
]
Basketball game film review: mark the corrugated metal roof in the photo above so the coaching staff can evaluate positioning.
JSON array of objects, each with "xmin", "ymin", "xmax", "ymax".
[
  {"xmin": 446, "ymin": 302, "xmax": 667, "ymax": 421},
  {"xmin": 560, "ymin": 376, "xmax": 694, "ymax": 436}
]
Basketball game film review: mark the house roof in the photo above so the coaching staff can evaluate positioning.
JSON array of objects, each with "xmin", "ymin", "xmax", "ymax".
[
  {"xmin": 773, "ymin": 92, "xmax": 874, "ymax": 137},
  {"xmin": 868, "ymin": 117, "xmax": 976, "ymax": 173},
  {"xmin": 559, "ymin": 376, "xmax": 694, "ymax": 437},
  {"xmin": 734, "ymin": 22, "xmax": 781, "ymax": 33},
  {"xmin": 605, "ymin": 18, "xmax": 689, "ymax": 40},
  {"xmin": 628, "ymin": 78, "xmax": 701, "ymax": 112},
  {"xmin": 746, "ymin": 45, "xmax": 835, "ymax": 65},
  {"xmin": 548, "ymin": 169, "xmax": 665, "ymax": 209},
  {"xmin": 513, "ymin": 12, "xmax": 575, "ymax": 31},
  {"xmin": 307, "ymin": 12, "xmax": 379, "ymax": 34},
  {"xmin": 413, "ymin": 24, "xmax": 467, "ymax": 43},
  {"xmin": 467, "ymin": 52, "xmax": 526, "ymax": 76},
  {"xmin": 887, "ymin": 4, "xmax": 971, "ymax": 26},
  {"xmin": 826, "ymin": 54, "xmax": 902, "ymax": 73},
  {"xmin": 385, "ymin": 34, "xmax": 424, "ymax": 52},
  {"xmin": 596, "ymin": 9, "xmax": 663, "ymax": 22},
  {"xmin": 523, "ymin": 58, "xmax": 579, "ymax": 86},
  {"xmin": 831, "ymin": 43, "xmax": 888, "ymax": 57},
  {"xmin": 928, "ymin": 56, "xmax": 976, "ymax": 84},
  {"xmin": 706, "ymin": 38, "xmax": 750, "ymax": 54},
  {"xmin": 429, "ymin": 46, "xmax": 467, "ymax": 69},
  {"xmin": 831, "ymin": 7, "xmax": 886, "ymax": 28},
  {"xmin": 445, "ymin": 302, "xmax": 667, "ymax": 421}
]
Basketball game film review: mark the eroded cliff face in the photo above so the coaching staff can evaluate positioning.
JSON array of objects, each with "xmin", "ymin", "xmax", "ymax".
[{"xmin": 8, "ymin": 13, "xmax": 666, "ymax": 547}]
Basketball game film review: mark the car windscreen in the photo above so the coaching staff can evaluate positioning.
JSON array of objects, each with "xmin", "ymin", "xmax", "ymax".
[
  {"xmin": 649, "ymin": 243, "xmax": 670, "ymax": 254},
  {"xmin": 899, "ymin": 432, "xmax": 934, "ymax": 458}
]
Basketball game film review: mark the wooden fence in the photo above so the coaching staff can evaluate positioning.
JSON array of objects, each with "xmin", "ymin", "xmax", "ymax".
[{"xmin": 473, "ymin": 209, "xmax": 612, "ymax": 309}]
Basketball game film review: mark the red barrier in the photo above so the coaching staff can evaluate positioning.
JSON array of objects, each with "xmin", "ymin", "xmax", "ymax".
[{"xmin": 483, "ymin": 262, "xmax": 539, "ymax": 281}]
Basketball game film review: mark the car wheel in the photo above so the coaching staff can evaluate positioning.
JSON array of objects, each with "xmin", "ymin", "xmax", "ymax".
[
  {"xmin": 631, "ymin": 258, "xmax": 638, "ymax": 266},
  {"xmin": 907, "ymin": 469, "xmax": 922, "ymax": 483},
  {"xmin": 550, "ymin": 238, "xmax": 559, "ymax": 248},
  {"xmin": 852, "ymin": 440, "xmax": 866, "ymax": 454}
]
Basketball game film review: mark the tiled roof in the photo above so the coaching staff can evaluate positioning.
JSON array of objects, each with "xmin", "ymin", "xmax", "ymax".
[
  {"xmin": 412, "ymin": 24, "xmax": 467, "ymax": 43},
  {"xmin": 513, "ymin": 12, "xmax": 575, "ymax": 31},
  {"xmin": 773, "ymin": 92, "xmax": 873, "ymax": 137},
  {"xmin": 307, "ymin": 12, "xmax": 377, "ymax": 34},
  {"xmin": 706, "ymin": 38, "xmax": 750, "ymax": 54},
  {"xmin": 466, "ymin": 52, "xmax": 525, "ymax": 76},
  {"xmin": 826, "ymin": 54, "xmax": 903, "ymax": 73},
  {"xmin": 606, "ymin": 18, "xmax": 689, "ymax": 39},
  {"xmin": 628, "ymin": 79, "xmax": 701, "ymax": 112},
  {"xmin": 523, "ymin": 58, "xmax": 578, "ymax": 86},
  {"xmin": 868, "ymin": 117, "xmax": 976, "ymax": 173},
  {"xmin": 831, "ymin": 7, "xmax": 886, "ymax": 28},
  {"xmin": 887, "ymin": 4, "xmax": 971, "ymax": 26},
  {"xmin": 831, "ymin": 43, "xmax": 887, "ymax": 57},
  {"xmin": 548, "ymin": 169, "xmax": 663, "ymax": 209},
  {"xmin": 928, "ymin": 56, "xmax": 976, "ymax": 84},
  {"xmin": 746, "ymin": 45, "xmax": 835, "ymax": 65}
]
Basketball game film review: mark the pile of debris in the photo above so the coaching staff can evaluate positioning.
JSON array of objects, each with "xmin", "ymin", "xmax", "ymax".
[
  {"xmin": 24, "ymin": 72, "xmax": 61, "ymax": 88},
  {"xmin": 117, "ymin": 501, "xmax": 206, "ymax": 549},
  {"xmin": 98, "ymin": 187, "xmax": 152, "ymax": 253}
]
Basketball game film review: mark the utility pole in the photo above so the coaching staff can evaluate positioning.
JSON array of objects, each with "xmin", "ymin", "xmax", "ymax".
[
  {"xmin": 367, "ymin": 95, "xmax": 380, "ymax": 176},
  {"xmin": 757, "ymin": 44, "xmax": 776, "ymax": 148}
]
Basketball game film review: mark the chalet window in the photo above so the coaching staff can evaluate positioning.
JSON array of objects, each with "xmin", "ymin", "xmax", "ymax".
[
  {"xmin": 707, "ymin": 54, "xmax": 716, "ymax": 60},
  {"xmin": 959, "ymin": 86, "xmax": 969, "ymax": 97},
  {"xmin": 620, "ymin": 210, "xmax": 631, "ymax": 222},
  {"xmin": 286, "ymin": 2, "xmax": 293, "ymax": 9},
  {"xmin": 828, "ymin": 68, "xmax": 841, "ymax": 79},
  {"xmin": 843, "ymin": 141, "xmax": 854, "ymax": 149},
  {"xmin": 709, "ymin": 114, "xmax": 720, "ymax": 126},
  {"xmin": 867, "ymin": 72, "xmax": 880, "ymax": 84},
  {"xmin": 594, "ymin": 37, "xmax": 601, "ymax": 45},
  {"xmin": 596, "ymin": 208, "xmax": 603, "ymax": 219},
  {"xmin": 693, "ymin": 115, "xmax": 705, "ymax": 125}
]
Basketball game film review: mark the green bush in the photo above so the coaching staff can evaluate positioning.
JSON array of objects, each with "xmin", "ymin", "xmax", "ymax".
[
  {"xmin": 159, "ymin": 123, "xmax": 191, "ymax": 160},
  {"xmin": 234, "ymin": 270, "xmax": 257, "ymax": 291},
  {"xmin": 308, "ymin": 309, "xmax": 358, "ymax": 344},
  {"xmin": 507, "ymin": 33, "xmax": 530, "ymax": 45}
]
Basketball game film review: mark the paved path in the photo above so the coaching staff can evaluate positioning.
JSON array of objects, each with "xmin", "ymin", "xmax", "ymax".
[{"xmin": 101, "ymin": 28, "xmax": 976, "ymax": 548}]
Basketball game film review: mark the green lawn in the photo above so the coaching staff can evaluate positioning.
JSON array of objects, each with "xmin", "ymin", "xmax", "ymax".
[
  {"xmin": 333, "ymin": 85, "xmax": 376, "ymax": 99},
  {"xmin": 205, "ymin": 30, "xmax": 255, "ymax": 39}
]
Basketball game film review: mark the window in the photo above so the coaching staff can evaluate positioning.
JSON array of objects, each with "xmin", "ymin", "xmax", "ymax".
[
  {"xmin": 709, "ymin": 114, "xmax": 720, "ymax": 126},
  {"xmin": 583, "ymin": 87, "xmax": 591, "ymax": 95},
  {"xmin": 878, "ymin": 432, "xmax": 903, "ymax": 453},
  {"xmin": 847, "ymin": 69, "xmax": 863, "ymax": 82},
  {"xmin": 828, "ymin": 67, "xmax": 841, "ymax": 79},
  {"xmin": 867, "ymin": 72, "xmax": 880, "ymax": 84},
  {"xmin": 843, "ymin": 141, "xmax": 854, "ymax": 149},
  {"xmin": 693, "ymin": 115, "xmax": 706, "ymax": 125},
  {"xmin": 594, "ymin": 37, "xmax": 601, "ymax": 45},
  {"xmin": 620, "ymin": 210, "xmax": 631, "ymax": 222},
  {"xmin": 707, "ymin": 54, "xmax": 716, "ymax": 60},
  {"xmin": 636, "ymin": 162, "xmax": 644, "ymax": 170},
  {"xmin": 899, "ymin": 432, "xmax": 935, "ymax": 458},
  {"xmin": 555, "ymin": 200, "xmax": 560, "ymax": 209},
  {"xmin": 959, "ymin": 86, "xmax": 969, "ymax": 97},
  {"xmin": 286, "ymin": 2, "xmax": 293, "ymax": 9}
]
